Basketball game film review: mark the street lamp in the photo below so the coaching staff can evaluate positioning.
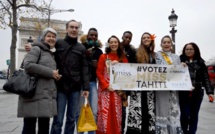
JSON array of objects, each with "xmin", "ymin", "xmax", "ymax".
[
  {"xmin": 168, "ymin": 9, "xmax": 178, "ymax": 53},
  {"xmin": 27, "ymin": 36, "xmax": 34, "ymax": 44},
  {"xmin": 41, "ymin": 8, "xmax": 75, "ymax": 27}
]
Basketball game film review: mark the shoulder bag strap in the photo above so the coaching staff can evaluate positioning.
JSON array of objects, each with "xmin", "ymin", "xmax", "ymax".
[
  {"xmin": 36, "ymin": 48, "xmax": 41, "ymax": 64},
  {"xmin": 20, "ymin": 47, "xmax": 41, "ymax": 68}
]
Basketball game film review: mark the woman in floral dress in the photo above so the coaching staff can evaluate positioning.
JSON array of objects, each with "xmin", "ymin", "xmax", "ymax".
[
  {"xmin": 96, "ymin": 35, "xmax": 128, "ymax": 134},
  {"xmin": 127, "ymin": 32, "xmax": 156, "ymax": 134},
  {"xmin": 155, "ymin": 35, "xmax": 183, "ymax": 134}
]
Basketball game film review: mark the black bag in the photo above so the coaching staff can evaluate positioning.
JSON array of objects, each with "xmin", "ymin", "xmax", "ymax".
[
  {"xmin": 3, "ymin": 70, "xmax": 38, "ymax": 98},
  {"xmin": 3, "ymin": 49, "xmax": 41, "ymax": 98}
]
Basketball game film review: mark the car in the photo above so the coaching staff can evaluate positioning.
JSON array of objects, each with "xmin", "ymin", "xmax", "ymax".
[
  {"xmin": 0, "ymin": 73, "xmax": 7, "ymax": 79},
  {"xmin": 208, "ymin": 65, "xmax": 215, "ymax": 87},
  {"xmin": 0, "ymin": 74, "xmax": 3, "ymax": 79},
  {"xmin": 208, "ymin": 66, "xmax": 215, "ymax": 79},
  {"xmin": 3, "ymin": 75, "xmax": 7, "ymax": 79}
]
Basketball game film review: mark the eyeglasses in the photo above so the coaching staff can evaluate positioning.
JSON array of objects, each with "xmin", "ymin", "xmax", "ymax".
[{"xmin": 185, "ymin": 49, "xmax": 194, "ymax": 51}]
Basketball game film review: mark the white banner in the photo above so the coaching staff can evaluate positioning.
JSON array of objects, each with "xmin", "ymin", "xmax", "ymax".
[{"xmin": 110, "ymin": 63, "xmax": 193, "ymax": 91}]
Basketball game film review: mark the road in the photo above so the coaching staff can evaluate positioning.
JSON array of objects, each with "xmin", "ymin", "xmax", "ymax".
[{"xmin": 0, "ymin": 79, "xmax": 215, "ymax": 133}]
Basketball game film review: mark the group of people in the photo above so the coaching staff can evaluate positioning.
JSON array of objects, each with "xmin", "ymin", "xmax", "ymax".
[{"xmin": 18, "ymin": 19, "xmax": 214, "ymax": 134}]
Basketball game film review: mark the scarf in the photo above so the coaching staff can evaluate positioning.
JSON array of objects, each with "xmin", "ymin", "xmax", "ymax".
[{"xmin": 64, "ymin": 34, "xmax": 78, "ymax": 45}]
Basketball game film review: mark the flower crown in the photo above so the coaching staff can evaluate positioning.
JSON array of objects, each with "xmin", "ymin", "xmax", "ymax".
[{"xmin": 150, "ymin": 34, "xmax": 156, "ymax": 40}]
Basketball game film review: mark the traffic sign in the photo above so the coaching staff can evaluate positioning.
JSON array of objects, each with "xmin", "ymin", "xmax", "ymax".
[{"xmin": 6, "ymin": 59, "xmax": 10, "ymax": 66}]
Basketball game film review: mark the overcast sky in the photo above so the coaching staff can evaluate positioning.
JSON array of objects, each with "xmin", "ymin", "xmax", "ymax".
[{"xmin": 0, "ymin": 0, "xmax": 215, "ymax": 70}]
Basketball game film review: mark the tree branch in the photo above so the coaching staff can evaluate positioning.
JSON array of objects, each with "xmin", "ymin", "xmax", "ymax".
[
  {"xmin": 48, "ymin": 0, "xmax": 53, "ymax": 8},
  {"xmin": 0, "ymin": 0, "xmax": 12, "ymax": 16},
  {"xmin": 16, "ymin": 4, "xmax": 40, "ymax": 10},
  {"xmin": 25, "ymin": 0, "xmax": 30, "ymax": 4},
  {"xmin": 6, "ymin": 0, "xmax": 13, "ymax": 6}
]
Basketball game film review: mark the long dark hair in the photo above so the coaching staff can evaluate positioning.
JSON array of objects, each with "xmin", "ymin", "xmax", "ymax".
[
  {"xmin": 105, "ymin": 35, "xmax": 125, "ymax": 62},
  {"xmin": 181, "ymin": 42, "xmax": 204, "ymax": 62}
]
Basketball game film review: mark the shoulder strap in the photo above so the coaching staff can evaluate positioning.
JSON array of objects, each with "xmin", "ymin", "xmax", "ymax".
[
  {"xmin": 161, "ymin": 52, "xmax": 172, "ymax": 65},
  {"xmin": 20, "ymin": 47, "xmax": 41, "ymax": 68},
  {"xmin": 36, "ymin": 48, "xmax": 41, "ymax": 64}
]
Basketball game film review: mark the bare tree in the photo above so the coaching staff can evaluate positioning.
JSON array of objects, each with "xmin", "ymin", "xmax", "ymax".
[
  {"xmin": 206, "ymin": 56, "xmax": 215, "ymax": 66},
  {"xmin": 0, "ymin": 0, "xmax": 50, "ymax": 78},
  {"xmin": 20, "ymin": 0, "xmax": 54, "ymax": 36}
]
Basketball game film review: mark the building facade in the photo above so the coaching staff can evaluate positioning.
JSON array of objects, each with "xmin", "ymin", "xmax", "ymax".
[{"xmin": 17, "ymin": 17, "xmax": 83, "ymax": 67}]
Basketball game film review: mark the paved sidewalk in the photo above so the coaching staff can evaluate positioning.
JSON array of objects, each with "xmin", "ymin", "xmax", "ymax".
[
  {"xmin": 196, "ymin": 94, "xmax": 215, "ymax": 134},
  {"xmin": 0, "ymin": 79, "xmax": 215, "ymax": 133},
  {"xmin": 0, "ymin": 91, "xmax": 22, "ymax": 134}
]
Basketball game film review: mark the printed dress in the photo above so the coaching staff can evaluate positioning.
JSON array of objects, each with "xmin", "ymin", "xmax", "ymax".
[
  {"xmin": 127, "ymin": 91, "xmax": 156, "ymax": 134},
  {"xmin": 155, "ymin": 51, "xmax": 183, "ymax": 134},
  {"xmin": 96, "ymin": 53, "xmax": 128, "ymax": 134},
  {"xmin": 127, "ymin": 53, "xmax": 156, "ymax": 134}
]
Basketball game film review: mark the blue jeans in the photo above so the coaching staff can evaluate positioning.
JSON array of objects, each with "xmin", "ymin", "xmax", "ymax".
[
  {"xmin": 179, "ymin": 92, "xmax": 203, "ymax": 134},
  {"xmin": 78, "ymin": 81, "xmax": 98, "ymax": 134},
  {"xmin": 51, "ymin": 91, "xmax": 81, "ymax": 134}
]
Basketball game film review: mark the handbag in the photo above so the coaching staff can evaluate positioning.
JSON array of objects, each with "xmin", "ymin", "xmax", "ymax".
[
  {"xmin": 3, "ymin": 49, "xmax": 41, "ymax": 98},
  {"xmin": 77, "ymin": 97, "xmax": 97, "ymax": 132}
]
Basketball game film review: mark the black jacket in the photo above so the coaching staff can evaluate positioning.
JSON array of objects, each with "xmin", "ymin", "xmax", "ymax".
[
  {"xmin": 123, "ymin": 44, "xmax": 137, "ymax": 96},
  {"xmin": 180, "ymin": 55, "xmax": 214, "ymax": 97},
  {"xmin": 54, "ymin": 35, "xmax": 89, "ymax": 92},
  {"xmin": 83, "ymin": 42, "xmax": 103, "ymax": 82},
  {"xmin": 124, "ymin": 44, "xmax": 136, "ymax": 63}
]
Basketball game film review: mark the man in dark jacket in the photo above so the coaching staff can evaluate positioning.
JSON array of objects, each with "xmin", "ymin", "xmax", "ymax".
[
  {"xmin": 51, "ymin": 20, "xmax": 89, "ymax": 134},
  {"xmin": 24, "ymin": 20, "xmax": 89, "ymax": 134},
  {"xmin": 121, "ymin": 31, "xmax": 136, "ymax": 134},
  {"xmin": 122, "ymin": 31, "xmax": 136, "ymax": 63},
  {"xmin": 78, "ymin": 28, "xmax": 103, "ymax": 134}
]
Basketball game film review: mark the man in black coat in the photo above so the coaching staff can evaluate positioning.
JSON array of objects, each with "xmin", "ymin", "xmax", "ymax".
[
  {"xmin": 24, "ymin": 20, "xmax": 89, "ymax": 134},
  {"xmin": 50, "ymin": 20, "xmax": 89, "ymax": 134},
  {"xmin": 121, "ymin": 31, "xmax": 136, "ymax": 134}
]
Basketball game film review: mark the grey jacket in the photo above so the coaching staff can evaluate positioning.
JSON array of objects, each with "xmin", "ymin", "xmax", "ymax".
[
  {"xmin": 155, "ymin": 51, "xmax": 181, "ymax": 65},
  {"xmin": 17, "ymin": 42, "xmax": 57, "ymax": 117}
]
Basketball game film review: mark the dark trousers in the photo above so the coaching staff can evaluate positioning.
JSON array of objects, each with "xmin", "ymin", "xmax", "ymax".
[
  {"xmin": 22, "ymin": 117, "xmax": 50, "ymax": 134},
  {"xmin": 122, "ymin": 106, "xmax": 126, "ymax": 134},
  {"xmin": 179, "ymin": 93, "xmax": 203, "ymax": 134}
]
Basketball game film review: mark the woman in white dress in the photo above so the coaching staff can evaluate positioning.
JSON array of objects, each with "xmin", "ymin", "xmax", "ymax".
[{"xmin": 155, "ymin": 35, "xmax": 183, "ymax": 134}]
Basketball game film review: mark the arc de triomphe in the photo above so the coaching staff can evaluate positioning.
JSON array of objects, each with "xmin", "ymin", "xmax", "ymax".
[{"xmin": 17, "ymin": 17, "xmax": 83, "ymax": 67}]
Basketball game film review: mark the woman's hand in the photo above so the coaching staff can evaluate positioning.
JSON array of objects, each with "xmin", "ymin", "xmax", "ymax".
[
  {"xmin": 111, "ymin": 60, "xmax": 118, "ymax": 65},
  {"xmin": 53, "ymin": 70, "xmax": 62, "ymax": 81},
  {"xmin": 208, "ymin": 94, "xmax": 214, "ymax": 102},
  {"xmin": 25, "ymin": 43, "xmax": 32, "ymax": 52},
  {"xmin": 181, "ymin": 62, "xmax": 187, "ymax": 67},
  {"xmin": 107, "ymin": 87, "xmax": 114, "ymax": 92}
]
